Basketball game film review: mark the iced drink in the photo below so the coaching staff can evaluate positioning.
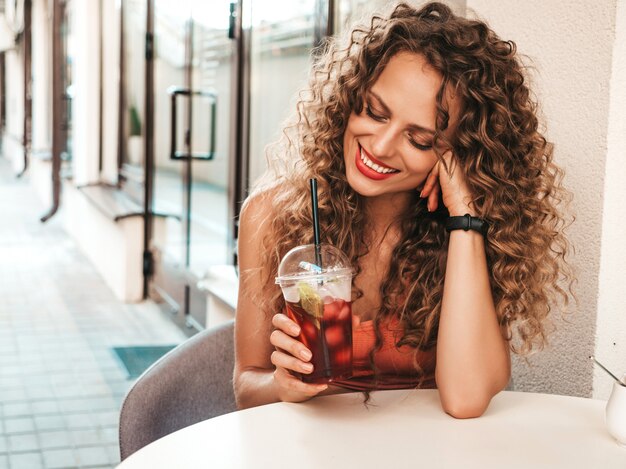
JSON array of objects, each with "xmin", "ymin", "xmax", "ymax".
[{"xmin": 276, "ymin": 244, "xmax": 353, "ymax": 383}]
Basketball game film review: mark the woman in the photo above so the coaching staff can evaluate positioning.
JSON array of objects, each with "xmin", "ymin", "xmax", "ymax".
[{"xmin": 234, "ymin": 2, "xmax": 572, "ymax": 418}]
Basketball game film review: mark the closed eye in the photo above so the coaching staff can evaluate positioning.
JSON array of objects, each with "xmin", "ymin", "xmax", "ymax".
[
  {"xmin": 365, "ymin": 105, "xmax": 386, "ymax": 122},
  {"xmin": 408, "ymin": 138, "xmax": 432, "ymax": 151},
  {"xmin": 366, "ymin": 102, "xmax": 432, "ymax": 151}
]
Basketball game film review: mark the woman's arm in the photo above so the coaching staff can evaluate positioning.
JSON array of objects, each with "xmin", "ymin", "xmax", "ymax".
[
  {"xmin": 422, "ymin": 154, "xmax": 511, "ymax": 418},
  {"xmin": 233, "ymin": 192, "xmax": 328, "ymax": 409},
  {"xmin": 435, "ymin": 228, "xmax": 511, "ymax": 418}
]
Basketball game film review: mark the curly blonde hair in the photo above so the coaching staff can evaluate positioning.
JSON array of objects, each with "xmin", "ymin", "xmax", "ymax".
[{"xmin": 248, "ymin": 1, "xmax": 573, "ymax": 362}]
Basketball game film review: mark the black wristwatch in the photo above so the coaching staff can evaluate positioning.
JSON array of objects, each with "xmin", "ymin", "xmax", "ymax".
[{"xmin": 445, "ymin": 213, "xmax": 488, "ymax": 237}]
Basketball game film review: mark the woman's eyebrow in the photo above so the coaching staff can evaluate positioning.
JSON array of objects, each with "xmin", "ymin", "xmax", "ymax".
[{"xmin": 369, "ymin": 91, "xmax": 436, "ymax": 135}]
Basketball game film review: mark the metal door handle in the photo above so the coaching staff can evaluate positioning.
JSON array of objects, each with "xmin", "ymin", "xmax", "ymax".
[{"xmin": 167, "ymin": 86, "xmax": 217, "ymax": 161}]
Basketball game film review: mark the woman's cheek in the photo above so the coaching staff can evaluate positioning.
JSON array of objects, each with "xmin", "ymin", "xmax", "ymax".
[{"xmin": 348, "ymin": 113, "xmax": 374, "ymax": 130}]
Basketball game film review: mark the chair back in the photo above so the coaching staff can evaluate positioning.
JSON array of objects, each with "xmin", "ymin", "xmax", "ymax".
[{"xmin": 119, "ymin": 320, "xmax": 236, "ymax": 460}]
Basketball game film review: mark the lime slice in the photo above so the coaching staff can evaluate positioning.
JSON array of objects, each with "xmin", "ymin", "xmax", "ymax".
[{"xmin": 297, "ymin": 282, "xmax": 323, "ymax": 327}]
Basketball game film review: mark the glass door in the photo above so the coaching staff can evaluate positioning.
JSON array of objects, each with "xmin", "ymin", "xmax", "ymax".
[
  {"xmin": 247, "ymin": 0, "xmax": 318, "ymax": 186},
  {"xmin": 188, "ymin": 3, "xmax": 233, "ymax": 271},
  {"xmin": 149, "ymin": 0, "xmax": 235, "ymax": 330},
  {"xmin": 120, "ymin": 0, "xmax": 148, "ymax": 201}
]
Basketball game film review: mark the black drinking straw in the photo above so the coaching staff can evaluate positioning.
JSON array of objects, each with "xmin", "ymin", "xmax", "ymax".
[
  {"xmin": 309, "ymin": 178, "xmax": 331, "ymax": 378},
  {"xmin": 310, "ymin": 178, "xmax": 323, "ymax": 269}
]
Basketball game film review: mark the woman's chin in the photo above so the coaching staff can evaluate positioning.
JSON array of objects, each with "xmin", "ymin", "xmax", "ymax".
[
  {"xmin": 346, "ymin": 175, "xmax": 419, "ymax": 209},
  {"xmin": 345, "ymin": 172, "xmax": 378, "ymax": 197}
]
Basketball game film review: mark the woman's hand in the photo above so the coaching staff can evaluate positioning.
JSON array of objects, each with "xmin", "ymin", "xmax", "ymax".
[
  {"xmin": 420, "ymin": 151, "xmax": 475, "ymax": 216},
  {"xmin": 269, "ymin": 313, "xmax": 328, "ymax": 402}
]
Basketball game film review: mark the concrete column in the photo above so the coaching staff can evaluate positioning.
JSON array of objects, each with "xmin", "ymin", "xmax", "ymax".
[
  {"xmin": 1, "ymin": 0, "xmax": 25, "ymax": 174},
  {"xmin": 100, "ymin": 0, "xmax": 121, "ymax": 185},
  {"xmin": 467, "ymin": 0, "xmax": 622, "ymax": 398},
  {"xmin": 71, "ymin": 0, "xmax": 101, "ymax": 185},
  {"xmin": 31, "ymin": 0, "xmax": 51, "ymax": 154},
  {"xmin": 3, "ymin": 46, "xmax": 25, "ymax": 172}
]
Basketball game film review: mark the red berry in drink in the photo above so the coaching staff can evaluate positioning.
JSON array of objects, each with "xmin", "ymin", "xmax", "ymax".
[
  {"xmin": 324, "ymin": 324, "xmax": 345, "ymax": 348},
  {"xmin": 300, "ymin": 320, "xmax": 318, "ymax": 347},
  {"xmin": 334, "ymin": 346, "xmax": 351, "ymax": 367},
  {"xmin": 323, "ymin": 299, "xmax": 340, "ymax": 319},
  {"xmin": 337, "ymin": 302, "xmax": 351, "ymax": 322}
]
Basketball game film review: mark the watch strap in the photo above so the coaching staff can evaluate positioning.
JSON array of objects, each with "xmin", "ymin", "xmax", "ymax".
[{"xmin": 445, "ymin": 214, "xmax": 488, "ymax": 237}]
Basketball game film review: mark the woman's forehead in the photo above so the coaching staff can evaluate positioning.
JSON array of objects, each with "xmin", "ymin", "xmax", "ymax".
[{"xmin": 367, "ymin": 52, "xmax": 461, "ymax": 130}]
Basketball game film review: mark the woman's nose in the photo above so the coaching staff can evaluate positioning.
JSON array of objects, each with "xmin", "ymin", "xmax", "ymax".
[{"xmin": 370, "ymin": 124, "xmax": 399, "ymax": 158}]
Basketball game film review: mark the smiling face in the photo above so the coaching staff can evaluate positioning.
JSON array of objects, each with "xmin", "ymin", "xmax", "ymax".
[{"xmin": 343, "ymin": 52, "xmax": 457, "ymax": 204}]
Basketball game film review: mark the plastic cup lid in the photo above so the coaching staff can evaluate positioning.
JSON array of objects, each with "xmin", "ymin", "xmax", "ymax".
[{"xmin": 275, "ymin": 244, "xmax": 353, "ymax": 284}]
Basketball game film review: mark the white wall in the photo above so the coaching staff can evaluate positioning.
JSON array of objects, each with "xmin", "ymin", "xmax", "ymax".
[
  {"xmin": 63, "ymin": 182, "xmax": 144, "ymax": 302},
  {"xmin": 468, "ymin": 0, "xmax": 622, "ymax": 398},
  {"xmin": 595, "ymin": 0, "xmax": 626, "ymax": 398}
]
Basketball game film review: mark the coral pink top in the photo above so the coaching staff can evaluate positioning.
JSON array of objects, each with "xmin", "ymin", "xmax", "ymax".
[{"xmin": 332, "ymin": 317, "xmax": 437, "ymax": 391}]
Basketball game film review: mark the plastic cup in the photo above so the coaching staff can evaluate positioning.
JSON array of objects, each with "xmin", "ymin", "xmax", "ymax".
[{"xmin": 275, "ymin": 244, "xmax": 354, "ymax": 383}]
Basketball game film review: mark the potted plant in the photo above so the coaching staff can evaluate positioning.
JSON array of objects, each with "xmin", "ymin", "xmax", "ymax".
[{"xmin": 127, "ymin": 105, "xmax": 142, "ymax": 165}]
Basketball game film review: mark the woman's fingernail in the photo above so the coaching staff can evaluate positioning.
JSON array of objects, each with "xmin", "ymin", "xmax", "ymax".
[
  {"xmin": 300, "ymin": 349, "xmax": 312, "ymax": 360},
  {"xmin": 290, "ymin": 326, "xmax": 300, "ymax": 335},
  {"xmin": 420, "ymin": 190, "xmax": 425, "ymax": 198},
  {"xmin": 303, "ymin": 363, "xmax": 313, "ymax": 372}
]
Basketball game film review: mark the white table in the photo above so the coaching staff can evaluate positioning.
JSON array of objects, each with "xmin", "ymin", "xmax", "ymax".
[{"xmin": 118, "ymin": 390, "xmax": 625, "ymax": 468}]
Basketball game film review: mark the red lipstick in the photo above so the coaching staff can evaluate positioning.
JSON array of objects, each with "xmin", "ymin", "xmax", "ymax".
[{"xmin": 354, "ymin": 145, "xmax": 398, "ymax": 181}]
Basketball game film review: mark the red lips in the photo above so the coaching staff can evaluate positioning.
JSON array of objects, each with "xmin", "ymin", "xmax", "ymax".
[{"xmin": 354, "ymin": 145, "xmax": 398, "ymax": 181}]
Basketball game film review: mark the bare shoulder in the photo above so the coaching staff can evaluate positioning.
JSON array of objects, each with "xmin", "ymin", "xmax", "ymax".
[
  {"xmin": 238, "ymin": 185, "xmax": 286, "ymax": 271},
  {"xmin": 240, "ymin": 187, "xmax": 278, "ymax": 225},
  {"xmin": 239, "ymin": 186, "xmax": 282, "ymax": 243}
]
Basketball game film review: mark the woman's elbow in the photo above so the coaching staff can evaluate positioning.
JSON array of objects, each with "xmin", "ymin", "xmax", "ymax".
[
  {"xmin": 440, "ymin": 395, "xmax": 491, "ymax": 419},
  {"xmin": 232, "ymin": 369, "xmax": 253, "ymax": 410},
  {"xmin": 437, "ymin": 370, "xmax": 510, "ymax": 419}
]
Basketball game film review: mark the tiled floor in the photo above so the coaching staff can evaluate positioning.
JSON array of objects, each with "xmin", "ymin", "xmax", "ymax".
[{"xmin": 0, "ymin": 157, "xmax": 187, "ymax": 468}]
